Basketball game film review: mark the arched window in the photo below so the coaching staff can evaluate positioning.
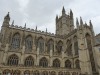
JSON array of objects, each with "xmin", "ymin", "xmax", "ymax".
[
  {"xmin": 86, "ymin": 33, "xmax": 96, "ymax": 72},
  {"xmin": 53, "ymin": 59, "xmax": 60, "ymax": 67},
  {"xmin": 25, "ymin": 35, "xmax": 33, "ymax": 51},
  {"xmin": 11, "ymin": 33, "xmax": 20, "ymax": 49},
  {"xmin": 66, "ymin": 40, "xmax": 72, "ymax": 56},
  {"xmin": 42, "ymin": 71, "xmax": 48, "ymax": 75},
  {"xmin": 65, "ymin": 72, "xmax": 70, "ymax": 75},
  {"xmin": 39, "ymin": 57, "xmax": 48, "ymax": 67},
  {"xmin": 33, "ymin": 71, "xmax": 40, "ymax": 75},
  {"xmin": 72, "ymin": 72, "xmax": 78, "ymax": 75},
  {"xmin": 47, "ymin": 39, "xmax": 54, "ymax": 53},
  {"xmin": 7, "ymin": 54, "xmax": 19, "ymax": 66},
  {"xmin": 38, "ymin": 37, "xmax": 44, "ymax": 53},
  {"xmin": 24, "ymin": 70, "xmax": 30, "ymax": 75},
  {"xmin": 75, "ymin": 59, "xmax": 80, "ymax": 69},
  {"xmin": 65, "ymin": 60, "xmax": 71, "ymax": 68},
  {"xmin": 57, "ymin": 41, "xmax": 63, "ymax": 53},
  {"xmin": 13, "ymin": 70, "xmax": 20, "ymax": 75},
  {"xmin": 24, "ymin": 56, "xmax": 34, "ymax": 67},
  {"xmin": 50, "ymin": 71, "xmax": 56, "ymax": 75},
  {"xmin": 3, "ymin": 69, "xmax": 11, "ymax": 75},
  {"xmin": 73, "ymin": 36, "xmax": 78, "ymax": 55},
  {"xmin": 58, "ymin": 71, "xmax": 63, "ymax": 75}
]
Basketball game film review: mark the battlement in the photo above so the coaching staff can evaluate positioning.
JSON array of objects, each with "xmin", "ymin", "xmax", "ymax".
[{"xmin": 9, "ymin": 24, "xmax": 55, "ymax": 37}]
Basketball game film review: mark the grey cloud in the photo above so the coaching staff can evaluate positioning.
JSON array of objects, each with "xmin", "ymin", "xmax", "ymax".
[{"xmin": 0, "ymin": 0, "xmax": 100, "ymax": 34}]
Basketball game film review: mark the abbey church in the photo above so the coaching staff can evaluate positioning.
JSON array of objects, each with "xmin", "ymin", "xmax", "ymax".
[{"xmin": 0, "ymin": 7, "xmax": 99, "ymax": 75}]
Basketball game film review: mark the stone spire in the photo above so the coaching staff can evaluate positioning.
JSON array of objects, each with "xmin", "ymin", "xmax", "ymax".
[
  {"xmin": 89, "ymin": 20, "xmax": 93, "ymax": 28},
  {"xmin": 62, "ymin": 6, "xmax": 66, "ymax": 16},
  {"xmin": 11, "ymin": 20, "xmax": 14, "ymax": 25},
  {"xmin": 80, "ymin": 17, "xmax": 83, "ymax": 25},
  {"xmin": 56, "ymin": 15, "xmax": 58, "ymax": 22},
  {"xmin": 76, "ymin": 18, "xmax": 79, "ymax": 28},
  {"xmin": 2, "ymin": 12, "xmax": 10, "ymax": 27}
]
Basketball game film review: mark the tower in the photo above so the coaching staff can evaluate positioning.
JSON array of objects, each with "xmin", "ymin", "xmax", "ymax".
[{"xmin": 56, "ymin": 7, "xmax": 74, "ymax": 35}]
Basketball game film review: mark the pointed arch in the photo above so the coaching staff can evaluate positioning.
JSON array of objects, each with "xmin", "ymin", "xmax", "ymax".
[
  {"xmin": 75, "ymin": 59, "xmax": 80, "ymax": 69},
  {"xmin": 7, "ymin": 54, "xmax": 19, "ymax": 66},
  {"xmin": 47, "ymin": 39, "xmax": 54, "ymax": 53},
  {"xmin": 37, "ymin": 37, "xmax": 44, "ymax": 53},
  {"xmin": 53, "ymin": 58, "xmax": 60, "ymax": 67},
  {"xmin": 57, "ymin": 40, "xmax": 63, "ymax": 53},
  {"xmin": 25, "ymin": 35, "xmax": 33, "ymax": 51},
  {"xmin": 42, "ymin": 71, "xmax": 48, "ymax": 75},
  {"xmin": 3, "ymin": 69, "xmax": 11, "ymax": 75},
  {"xmin": 11, "ymin": 32, "xmax": 20, "ymax": 49},
  {"xmin": 50, "ymin": 71, "xmax": 56, "ymax": 75},
  {"xmin": 39, "ymin": 57, "xmax": 48, "ymax": 67},
  {"xmin": 58, "ymin": 71, "xmax": 63, "ymax": 75},
  {"xmin": 33, "ymin": 70, "xmax": 40, "ymax": 75},
  {"xmin": 24, "ymin": 70, "xmax": 30, "ymax": 75},
  {"xmin": 65, "ymin": 60, "xmax": 72, "ymax": 68},
  {"xmin": 85, "ymin": 33, "xmax": 96, "ymax": 72},
  {"xmin": 73, "ymin": 36, "xmax": 78, "ymax": 55},
  {"xmin": 24, "ymin": 56, "xmax": 34, "ymax": 67}
]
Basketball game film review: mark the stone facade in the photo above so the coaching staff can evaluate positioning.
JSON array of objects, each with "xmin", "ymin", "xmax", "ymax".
[{"xmin": 0, "ymin": 7, "xmax": 99, "ymax": 75}]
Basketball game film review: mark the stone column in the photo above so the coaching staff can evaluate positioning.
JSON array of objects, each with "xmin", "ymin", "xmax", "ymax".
[
  {"xmin": 36, "ymin": 47, "xmax": 39, "ymax": 66},
  {"xmin": 2, "ymin": 44, "xmax": 9, "ymax": 64},
  {"xmin": 20, "ymin": 45, "xmax": 25, "ymax": 65},
  {"xmin": 50, "ymin": 49, "xmax": 53, "ymax": 67}
]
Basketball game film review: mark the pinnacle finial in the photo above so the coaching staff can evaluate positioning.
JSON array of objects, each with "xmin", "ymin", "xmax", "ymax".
[
  {"xmin": 70, "ymin": 9, "xmax": 73, "ymax": 19},
  {"xmin": 36, "ymin": 25, "xmax": 37, "ymax": 30},
  {"xmin": 76, "ymin": 18, "xmax": 79, "ymax": 26},
  {"xmin": 12, "ymin": 20, "xmax": 14, "ymax": 25},
  {"xmin": 80, "ymin": 17, "xmax": 83, "ymax": 25},
  {"xmin": 46, "ymin": 28, "xmax": 47, "ymax": 32},
  {"xmin": 62, "ymin": 6, "xmax": 66, "ymax": 15},
  {"xmin": 24, "ymin": 23, "xmax": 26, "ymax": 28},
  {"xmin": 89, "ymin": 20, "xmax": 93, "ymax": 28}
]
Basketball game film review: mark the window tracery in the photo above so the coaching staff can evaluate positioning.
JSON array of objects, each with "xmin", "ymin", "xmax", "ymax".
[
  {"xmin": 24, "ymin": 56, "xmax": 34, "ymax": 67},
  {"xmin": 39, "ymin": 57, "xmax": 48, "ymax": 67},
  {"xmin": 11, "ymin": 33, "xmax": 20, "ymax": 49},
  {"xmin": 53, "ymin": 59, "xmax": 60, "ymax": 67},
  {"xmin": 65, "ymin": 60, "xmax": 71, "ymax": 68},
  {"xmin": 25, "ymin": 35, "xmax": 33, "ymax": 51},
  {"xmin": 7, "ymin": 54, "xmax": 19, "ymax": 66}
]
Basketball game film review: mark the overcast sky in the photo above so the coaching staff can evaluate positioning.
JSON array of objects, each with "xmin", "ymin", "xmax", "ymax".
[{"xmin": 0, "ymin": 0, "xmax": 100, "ymax": 35}]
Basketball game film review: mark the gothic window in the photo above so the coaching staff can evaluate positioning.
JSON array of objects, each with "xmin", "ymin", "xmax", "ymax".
[
  {"xmin": 7, "ymin": 54, "xmax": 19, "ymax": 66},
  {"xmin": 25, "ymin": 35, "xmax": 33, "ymax": 51},
  {"xmin": 65, "ymin": 72, "xmax": 70, "ymax": 75},
  {"xmin": 58, "ymin": 72, "xmax": 63, "ymax": 75},
  {"xmin": 47, "ymin": 39, "xmax": 54, "ymax": 53},
  {"xmin": 24, "ymin": 56, "xmax": 34, "ymax": 67},
  {"xmin": 53, "ymin": 59, "xmax": 60, "ymax": 67},
  {"xmin": 73, "ymin": 36, "xmax": 78, "ymax": 55},
  {"xmin": 24, "ymin": 70, "xmax": 30, "ymax": 75},
  {"xmin": 33, "ymin": 71, "xmax": 40, "ymax": 75},
  {"xmin": 42, "ymin": 71, "xmax": 48, "ymax": 75},
  {"xmin": 11, "ymin": 33, "xmax": 20, "ymax": 49},
  {"xmin": 66, "ymin": 40, "xmax": 72, "ymax": 56},
  {"xmin": 67, "ymin": 44, "xmax": 72, "ymax": 56},
  {"xmin": 50, "ymin": 71, "xmax": 56, "ymax": 75},
  {"xmin": 72, "ymin": 72, "xmax": 78, "ymax": 75},
  {"xmin": 86, "ymin": 33, "xmax": 96, "ymax": 72},
  {"xmin": 75, "ymin": 59, "xmax": 80, "ymax": 69},
  {"xmin": 38, "ymin": 37, "xmax": 44, "ymax": 53},
  {"xmin": 57, "ymin": 41, "xmax": 63, "ymax": 53},
  {"xmin": 39, "ymin": 57, "xmax": 48, "ymax": 67},
  {"xmin": 13, "ymin": 70, "xmax": 20, "ymax": 75},
  {"xmin": 3, "ymin": 69, "xmax": 11, "ymax": 75},
  {"xmin": 65, "ymin": 60, "xmax": 71, "ymax": 68}
]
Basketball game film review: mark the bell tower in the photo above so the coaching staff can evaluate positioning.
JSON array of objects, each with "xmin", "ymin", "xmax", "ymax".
[{"xmin": 56, "ymin": 7, "xmax": 74, "ymax": 35}]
